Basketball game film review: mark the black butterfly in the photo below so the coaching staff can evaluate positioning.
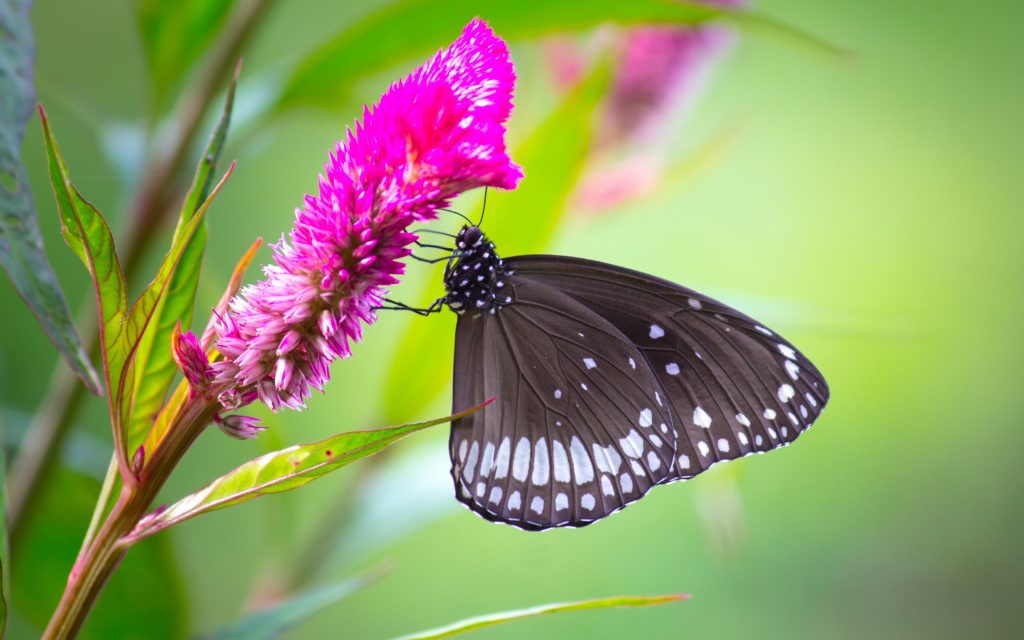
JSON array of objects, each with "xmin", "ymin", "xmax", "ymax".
[{"xmin": 426, "ymin": 225, "xmax": 828, "ymax": 531}]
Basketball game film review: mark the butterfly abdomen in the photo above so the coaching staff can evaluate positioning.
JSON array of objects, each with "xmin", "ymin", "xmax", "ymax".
[{"xmin": 443, "ymin": 226, "xmax": 513, "ymax": 315}]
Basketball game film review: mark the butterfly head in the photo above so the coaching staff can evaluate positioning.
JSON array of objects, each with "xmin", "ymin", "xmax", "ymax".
[{"xmin": 443, "ymin": 226, "xmax": 512, "ymax": 315}]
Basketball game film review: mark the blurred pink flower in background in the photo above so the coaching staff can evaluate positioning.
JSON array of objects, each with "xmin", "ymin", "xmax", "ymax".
[
  {"xmin": 546, "ymin": 0, "xmax": 744, "ymax": 213},
  {"xmin": 211, "ymin": 19, "xmax": 522, "ymax": 412}
]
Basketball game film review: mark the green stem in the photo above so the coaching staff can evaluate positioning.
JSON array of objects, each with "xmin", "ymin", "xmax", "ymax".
[
  {"xmin": 81, "ymin": 455, "xmax": 119, "ymax": 551},
  {"xmin": 41, "ymin": 399, "xmax": 219, "ymax": 640}
]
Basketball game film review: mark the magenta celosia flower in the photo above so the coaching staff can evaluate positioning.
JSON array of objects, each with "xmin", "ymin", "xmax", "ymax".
[
  {"xmin": 605, "ymin": 0, "xmax": 744, "ymax": 145},
  {"xmin": 172, "ymin": 327, "xmax": 213, "ymax": 395},
  {"xmin": 212, "ymin": 19, "xmax": 522, "ymax": 412},
  {"xmin": 214, "ymin": 413, "xmax": 266, "ymax": 440}
]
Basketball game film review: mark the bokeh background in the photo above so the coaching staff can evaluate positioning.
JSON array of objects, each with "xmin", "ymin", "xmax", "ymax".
[{"xmin": 3, "ymin": 0, "xmax": 1023, "ymax": 638}]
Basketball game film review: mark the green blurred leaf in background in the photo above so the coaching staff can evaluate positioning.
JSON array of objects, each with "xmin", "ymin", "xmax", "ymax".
[
  {"xmin": 202, "ymin": 566, "xmax": 387, "ymax": 640},
  {"xmin": 0, "ymin": 0, "xmax": 101, "ymax": 395},
  {"xmin": 132, "ymin": 0, "xmax": 237, "ymax": 114},
  {"xmin": 12, "ymin": 466, "xmax": 186, "ymax": 639}
]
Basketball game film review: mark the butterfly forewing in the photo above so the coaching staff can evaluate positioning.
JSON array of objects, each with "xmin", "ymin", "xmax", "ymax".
[
  {"xmin": 451, "ymin": 278, "xmax": 676, "ymax": 530},
  {"xmin": 508, "ymin": 255, "xmax": 830, "ymax": 483}
]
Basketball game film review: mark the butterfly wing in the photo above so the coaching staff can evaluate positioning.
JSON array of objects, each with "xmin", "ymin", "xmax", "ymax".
[
  {"xmin": 507, "ymin": 255, "xmax": 830, "ymax": 483},
  {"xmin": 451, "ymin": 277, "xmax": 676, "ymax": 530}
]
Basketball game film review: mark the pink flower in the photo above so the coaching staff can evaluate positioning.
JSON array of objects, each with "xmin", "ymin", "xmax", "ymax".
[
  {"xmin": 605, "ymin": 0, "xmax": 744, "ymax": 145},
  {"xmin": 214, "ymin": 413, "xmax": 266, "ymax": 440},
  {"xmin": 172, "ymin": 327, "xmax": 213, "ymax": 395},
  {"xmin": 213, "ymin": 19, "xmax": 521, "ymax": 411}
]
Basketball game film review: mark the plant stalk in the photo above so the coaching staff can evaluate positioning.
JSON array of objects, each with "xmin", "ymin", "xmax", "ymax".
[{"xmin": 41, "ymin": 398, "xmax": 219, "ymax": 640}]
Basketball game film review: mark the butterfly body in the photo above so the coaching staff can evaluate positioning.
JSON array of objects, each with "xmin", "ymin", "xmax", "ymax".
[{"xmin": 443, "ymin": 226, "xmax": 829, "ymax": 530}]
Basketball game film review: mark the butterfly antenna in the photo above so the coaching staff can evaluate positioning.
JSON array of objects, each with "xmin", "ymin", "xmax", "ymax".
[
  {"xmin": 477, "ymin": 187, "xmax": 488, "ymax": 226},
  {"xmin": 412, "ymin": 228, "xmax": 458, "ymax": 239},
  {"xmin": 440, "ymin": 208, "xmax": 474, "ymax": 226}
]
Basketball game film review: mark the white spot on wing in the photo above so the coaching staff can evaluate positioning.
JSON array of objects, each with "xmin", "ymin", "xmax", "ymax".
[
  {"xmin": 555, "ymin": 493, "xmax": 569, "ymax": 511},
  {"xmin": 778, "ymin": 343, "xmax": 797, "ymax": 359},
  {"xmin": 494, "ymin": 437, "xmax": 511, "ymax": 479},
  {"xmin": 592, "ymin": 444, "xmax": 622, "ymax": 475},
  {"xmin": 647, "ymin": 450, "xmax": 662, "ymax": 472},
  {"xmin": 620, "ymin": 474, "xmax": 634, "ymax": 493},
  {"xmin": 570, "ymin": 436, "xmax": 594, "ymax": 483},
  {"xmin": 785, "ymin": 360, "xmax": 801, "ymax": 380},
  {"xmin": 717, "ymin": 438, "xmax": 730, "ymax": 453},
  {"xmin": 581, "ymin": 493, "xmax": 596, "ymax": 510},
  {"xmin": 508, "ymin": 491, "xmax": 521, "ymax": 511},
  {"xmin": 649, "ymin": 324, "xmax": 665, "ymax": 339},
  {"xmin": 688, "ymin": 297, "xmax": 702, "ymax": 310},
  {"xmin": 464, "ymin": 441, "xmax": 479, "ymax": 482},
  {"xmin": 678, "ymin": 454, "xmax": 691, "ymax": 470},
  {"xmin": 639, "ymin": 408, "xmax": 653, "ymax": 428},
  {"xmin": 738, "ymin": 432, "xmax": 749, "ymax": 446},
  {"xmin": 778, "ymin": 384, "xmax": 795, "ymax": 402},
  {"xmin": 489, "ymin": 486, "xmax": 502, "ymax": 504},
  {"xmin": 458, "ymin": 439, "xmax": 468, "ymax": 464},
  {"xmin": 806, "ymin": 392, "xmax": 818, "ymax": 408},
  {"xmin": 530, "ymin": 496, "xmax": 544, "ymax": 514},
  {"xmin": 619, "ymin": 429, "xmax": 645, "ymax": 458},
  {"xmin": 532, "ymin": 437, "xmax": 549, "ymax": 486},
  {"xmin": 693, "ymin": 406, "xmax": 712, "ymax": 429},
  {"xmin": 601, "ymin": 475, "xmax": 615, "ymax": 496},
  {"xmin": 479, "ymin": 441, "xmax": 495, "ymax": 478},
  {"xmin": 736, "ymin": 413, "xmax": 751, "ymax": 427},
  {"xmin": 554, "ymin": 388, "xmax": 562, "ymax": 399},
  {"xmin": 476, "ymin": 482, "xmax": 485, "ymax": 498},
  {"xmin": 763, "ymin": 408, "xmax": 777, "ymax": 420},
  {"xmin": 697, "ymin": 441, "xmax": 710, "ymax": 457},
  {"xmin": 628, "ymin": 357, "xmax": 636, "ymax": 369},
  {"xmin": 665, "ymin": 362, "xmax": 680, "ymax": 375},
  {"xmin": 755, "ymin": 325, "xmax": 773, "ymax": 336},
  {"xmin": 583, "ymin": 357, "xmax": 597, "ymax": 369},
  {"xmin": 512, "ymin": 437, "xmax": 530, "ymax": 482},
  {"xmin": 552, "ymin": 440, "xmax": 571, "ymax": 482}
]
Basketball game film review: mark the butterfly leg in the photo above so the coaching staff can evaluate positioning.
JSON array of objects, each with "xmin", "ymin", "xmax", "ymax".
[{"xmin": 376, "ymin": 297, "xmax": 445, "ymax": 316}]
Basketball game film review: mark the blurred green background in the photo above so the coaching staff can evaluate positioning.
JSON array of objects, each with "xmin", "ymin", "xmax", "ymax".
[{"xmin": 3, "ymin": 0, "xmax": 1022, "ymax": 638}]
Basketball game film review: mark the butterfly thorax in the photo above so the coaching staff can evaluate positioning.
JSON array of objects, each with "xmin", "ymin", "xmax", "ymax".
[{"xmin": 443, "ymin": 226, "xmax": 512, "ymax": 316}]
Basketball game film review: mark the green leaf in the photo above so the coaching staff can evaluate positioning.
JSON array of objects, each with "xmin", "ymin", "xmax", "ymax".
[
  {"xmin": 276, "ymin": 0, "xmax": 841, "ymax": 112},
  {"xmin": 0, "ymin": 0, "xmax": 101, "ymax": 395},
  {"xmin": 127, "ymin": 401, "xmax": 491, "ymax": 542},
  {"xmin": 394, "ymin": 594, "xmax": 689, "ymax": 640},
  {"xmin": 127, "ymin": 64, "xmax": 240, "ymax": 456},
  {"xmin": 39, "ymin": 107, "xmax": 131, "ymax": 464},
  {"xmin": 116, "ymin": 163, "xmax": 234, "ymax": 468},
  {"xmin": 200, "ymin": 566, "xmax": 388, "ymax": 640},
  {"xmin": 132, "ymin": 0, "xmax": 236, "ymax": 112},
  {"xmin": 383, "ymin": 62, "xmax": 611, "ymax": 423}
]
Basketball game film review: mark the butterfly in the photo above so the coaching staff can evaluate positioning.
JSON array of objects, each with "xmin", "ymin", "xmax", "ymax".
[{"xmin": 434, "ymin": 225, "xmax": 829, "ymax": 531}]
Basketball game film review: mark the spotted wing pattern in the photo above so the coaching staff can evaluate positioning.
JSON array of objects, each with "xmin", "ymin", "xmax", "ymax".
[
  {"xmin": 508, "ymin": 255, "xmax": 830, "ymax": 483},
  {"xmin": 451, "ymin": 278, "xmax": 676, "ymax": 530}
]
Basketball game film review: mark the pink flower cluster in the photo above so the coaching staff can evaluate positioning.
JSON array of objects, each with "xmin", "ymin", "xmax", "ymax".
[
  {"xmin": 605, "ymin": 0, "xmax": 743, "ymax": 144},
  {"xmin": 210, "ymin": 19, "xmax": 522, "ymax": 413}
]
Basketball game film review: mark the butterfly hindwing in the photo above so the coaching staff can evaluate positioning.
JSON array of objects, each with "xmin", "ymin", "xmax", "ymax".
[
  {"xmin": 508, "ymin": 255, "xmax": 830, "ymax": 483},
  {"xmin": 450, "ymin": 278, "xmax": 676, "ymax": 530}
]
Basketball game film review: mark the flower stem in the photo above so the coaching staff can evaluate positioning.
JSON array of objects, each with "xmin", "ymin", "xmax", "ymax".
[{"xmin": 41, "ymin": 399, "xmax": 219, "ymax": 639}]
